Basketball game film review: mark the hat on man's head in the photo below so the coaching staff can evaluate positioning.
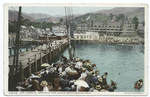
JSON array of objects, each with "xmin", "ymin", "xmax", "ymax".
[{"xmin": 40, "ymin": 81, "xmax": 48, "ymax": 87}]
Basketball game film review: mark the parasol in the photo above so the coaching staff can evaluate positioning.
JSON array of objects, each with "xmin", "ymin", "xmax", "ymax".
[
  {"xmin": 74, "ymin": 80, "xmax": 89, "ymax": 88},
  {"xmin": 41, "ymin": 63, "xmax": 50, "ymax": 67}
]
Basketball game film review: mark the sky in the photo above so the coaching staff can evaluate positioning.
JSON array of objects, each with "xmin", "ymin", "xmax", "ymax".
[{"xmin": 9, "ymin": 6, "xmax": 114, "ymax": 16}]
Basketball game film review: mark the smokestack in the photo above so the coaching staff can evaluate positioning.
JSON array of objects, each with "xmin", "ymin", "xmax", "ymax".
[
  {"xmin": 91, "ymin": 20, "xmax": 93, "ymax": 27},
  {"xmin": 122, "ymin": 18, "xmax": 124, "ymax": 28}
]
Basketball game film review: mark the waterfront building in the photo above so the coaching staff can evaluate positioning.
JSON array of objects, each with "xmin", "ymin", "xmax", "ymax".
[
  {"xmin": 28, "ymin": 26, "xmax": 40, "ymax": 39},
  {"xmin": 39, "ymin": 33, "xmax": 68, "ymax": 41},
  {"xmin": 137, "ymin": 22, "xmax": 144, "ymax": 38},
  {"xmin": 122, "ymin": 18, "xmax": 135, "ymax": 31},
  {"xmin": 52, "ymin": 25, "xmax": 67, "ymax": 34},
  {"xmin": 76, "ymin": 20, "xmax": 89, "ymax": 34},
  {"xmin": 20, "ymin": 25, "xmax": 31, "ymax": 40},
  {"xmin": 74, "ymin": 32, "xmax": 99, "ymax": 40},
  {"xmin": 89, "ymin": 21, "xmax": 122, "ymax": 35}
]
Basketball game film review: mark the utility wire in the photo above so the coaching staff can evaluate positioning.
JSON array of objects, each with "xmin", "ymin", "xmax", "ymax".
[{"xmin": 11, "ymin": 7, "xmax": 40, "ymax": 37}]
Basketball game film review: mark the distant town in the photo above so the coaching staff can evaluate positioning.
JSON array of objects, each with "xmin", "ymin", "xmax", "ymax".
[{"xmin": 9, "ymin": 7, "xmax": 145, "ymax": 47}]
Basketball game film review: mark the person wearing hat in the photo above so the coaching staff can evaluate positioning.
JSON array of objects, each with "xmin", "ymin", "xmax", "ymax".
[
  {"xmin": 75, "ymin": 57, "xmax": 79, "ymax": 62},
  {"xmin": 53, "ymin": 78, "xmax": 61, "ymax": 91},
  {"xmin": 95, "ymin": 70, "xmax": 100, "ymax": 77},
  {"xmin": 61, "ymin": 55, "xmax": 68, "ymax": 63},
  {"xmin": 82, "ymin": 61, "xmax": 92, "ymax": 71},
  {"xmin": 40, "ymin": 81, "xmax": 49, "ymax": 92},
  {"xmin": 75, "ymin": 61, "xmax": 83, "ymax": 69},
  {"xmin": 95, "ymin": 85, "xmax": 101, "ymax": 91},
  {"xmin": 32, "ymin": 78, "xmax": 41, "ymax": 91},
  {"xmin": 47, "ymin": 82, "xmax": 53, "ymax": 91},
  {"xmin": 102, "ymin": 72, "xmax": 108, "ymax": 83},
  {"xmin": 79, "ymin": 68, "xmax": 87, "ymax": 81},
  {"xmin": 101, "ymin": 72, "xmax": 108, "ymax": 88}
]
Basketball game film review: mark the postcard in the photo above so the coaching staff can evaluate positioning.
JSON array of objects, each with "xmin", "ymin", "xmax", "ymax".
[{"xmin": 4, "ymin": 3, "xmax": 148, "ymax": 96}]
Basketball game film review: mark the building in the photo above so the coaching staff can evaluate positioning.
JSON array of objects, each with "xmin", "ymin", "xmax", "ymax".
[
  {"xmin": 28, "ymin": 26, "xmax": 40, "ymax": 39},
  {"xmin": 52, "ymin": 25, "xmax": 67, "ymax": 34},
  {"xmin": 20, "ymin": 25, "xmax": 31, "ymax": 40},
  {"xmin": 137, "ymin": 22, "xmax": 144, "ymax": 38},
  {"xmin": 89, "ymin": 21, "xmax": 122, "ymax": 35},
  {"xmin": 122, "ymin": 18, "xmax": 135, "ymax": 31},
  {"xmin": 74, "ymin": 32, "xmax": 99, "ymax": 40},
  {"xmin": 39, "ymin": 33, "xmax": 68, "ymax": 41},
  {"xmin": 76, "ymin": 21, "xmax": 89, "ymax": 34}
]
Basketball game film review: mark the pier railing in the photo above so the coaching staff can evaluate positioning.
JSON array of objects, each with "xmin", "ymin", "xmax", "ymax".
[{"xmin": 9, "ymin": 39, "xmax": 69, "ymax": 83}]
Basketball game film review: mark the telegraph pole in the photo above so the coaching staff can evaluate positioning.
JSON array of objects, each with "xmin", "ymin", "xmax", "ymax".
[
  {"xmin": 15, "ymin": 6, "xmax": 22, "ymax": 75},
  {"xmin": 10, "ymin": 6, "xmax": 22, "ymax": 91}
]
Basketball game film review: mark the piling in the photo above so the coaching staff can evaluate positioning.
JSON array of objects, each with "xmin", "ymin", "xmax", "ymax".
[
  {"xmin": 35, "ymin": 55, "xmax": 37, "ymax": 72},
  {"xmin": 20, "ymin": 62, "xmax": 24, "ymax": 82},
  {"xmin": 28, "ymin": 58, "xmax": 31, "ymax": 76}
]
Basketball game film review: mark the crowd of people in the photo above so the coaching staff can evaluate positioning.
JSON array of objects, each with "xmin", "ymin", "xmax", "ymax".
[{"xmin": 16, "ymin": 55, "xmax": 117, "ymax": 92}]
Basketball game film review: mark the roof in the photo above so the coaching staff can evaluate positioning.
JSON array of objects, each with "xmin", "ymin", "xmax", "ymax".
[
  {"xmin": 54, "ymin": 33, "xmax": 67, "ymax": 36},
  {"xmin": 48, "ymin": 33, "xmax": 67, "ymax": 37},
  {"xmin": 92, "ymin": 21, "xmax": 121, "ymax": 26},
  {"xmin": 21, "ymin": 25, "xmax": 27, "ymax": 29},
  {"xmin": 30, "ymin": 26, "xmax": 35, "ymax": 29}
]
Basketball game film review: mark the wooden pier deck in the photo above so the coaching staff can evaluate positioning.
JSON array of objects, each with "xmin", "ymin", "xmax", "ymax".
[{"xmin": 9, "ymin": 39, "xmax": 69, "ymax": 82}]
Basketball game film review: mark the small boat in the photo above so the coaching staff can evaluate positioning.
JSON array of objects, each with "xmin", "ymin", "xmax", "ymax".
[{"xmin": 134, "ymin": 79, "xmax": 143, "ymax": 89}]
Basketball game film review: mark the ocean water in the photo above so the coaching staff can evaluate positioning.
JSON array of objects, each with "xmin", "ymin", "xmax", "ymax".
[{"xmin": 60, "ymin": 43, "xmax": 144, "ymax": 92}]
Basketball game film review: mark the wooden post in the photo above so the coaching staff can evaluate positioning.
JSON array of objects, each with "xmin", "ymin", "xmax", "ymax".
[
  {"xmin": 35, "ymin": 55, "xmax": 37, "ymax": 72},
  {"xmin": 9, "ymin": 65, "xmax": 13, "ymax": 76},
  {"xmin": 28, "ymin": 58, "xmax": 31, "ymax": 76},
  {"xmin": 40, "ymin": 50, "xmax": 42, "ymax": 67},
  {"xmin": 46, "ymin": 50, "xmax": 48, "ymax": 63},
  {"xmin": 9, "ymin": 48, "xmax": 12, "ymax": 56},
  {"xmin": 20, "ymin": 62, "xmax": 24, "ymax": 82}
]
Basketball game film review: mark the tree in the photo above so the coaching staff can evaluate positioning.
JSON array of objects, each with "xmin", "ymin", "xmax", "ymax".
[
  {"xmin": 133, "ymin": 17, "xmax": 139, "ymax": 29},
  {"xmin": 60, "ymin": 18, "xmax": 63, "ymax": 23},
  {"xmin": 142, "ymin": 20, "xmax": 145, "ymax": 26},
  {"xmin": 109, "ymin": 13, "xmax": 114, "ymax": 20},
  {"xmin": 116, "ymin": 14, "xmax": 124, "ymax": 21}
]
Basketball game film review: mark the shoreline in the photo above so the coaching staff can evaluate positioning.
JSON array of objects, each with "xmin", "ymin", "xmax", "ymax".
[{"xmin": 71, "ymin": 40, "xmax": 144, "ymax": 46}]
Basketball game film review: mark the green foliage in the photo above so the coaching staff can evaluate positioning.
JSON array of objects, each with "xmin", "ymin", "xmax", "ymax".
[
  {"xmin": 60, "ymin": 18, "xmax": 63, "ymax": 23},
  {"xmin": 116, "ymin": 14, "xmax": 124, "ymax": 21},
  {"xmin": 9, "ymin": 19, "xmax": 57, "ymax": 33},
  {"xmin": 133, "ymin": 17, "xmax": 139, "ymax": 29},
  {"xmin": 142, "ymin": 20, "xmax": 145, "ymax": 26},
  {"xmin": 109, "ymin": 13, "xmax": 114, "ymax": 20},
  {"xmin": 9, "ymin": 20, "xmax": 17, "ymax": 33}
]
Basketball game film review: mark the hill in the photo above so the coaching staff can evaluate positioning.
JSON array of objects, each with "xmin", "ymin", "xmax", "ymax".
[
  {"xmin": 35, "ymin": 17, "xmax": 61, "ymax": 23},
  {"xmin": 9, "ymin": 10, "xmax": 35, "ymax": 21},
  {"xmin": 73, "ymin": 13, "xmax": 110, "ymax": 23},
  {"xmin": 97, "ymin": 7, "xmax": 142, "ymax": 15},
  {"xmin": 125, "ymin": 8, "xmax": 144, "ymax": 22},
  {"xmin": 25, "ymin": 13, "xmax": 51, "ymax": 20}
]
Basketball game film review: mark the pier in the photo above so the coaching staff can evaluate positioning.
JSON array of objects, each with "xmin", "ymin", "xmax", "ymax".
[{"xmin": 9, "ymin": 39, "xmax": 69, "ymax": 84}]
